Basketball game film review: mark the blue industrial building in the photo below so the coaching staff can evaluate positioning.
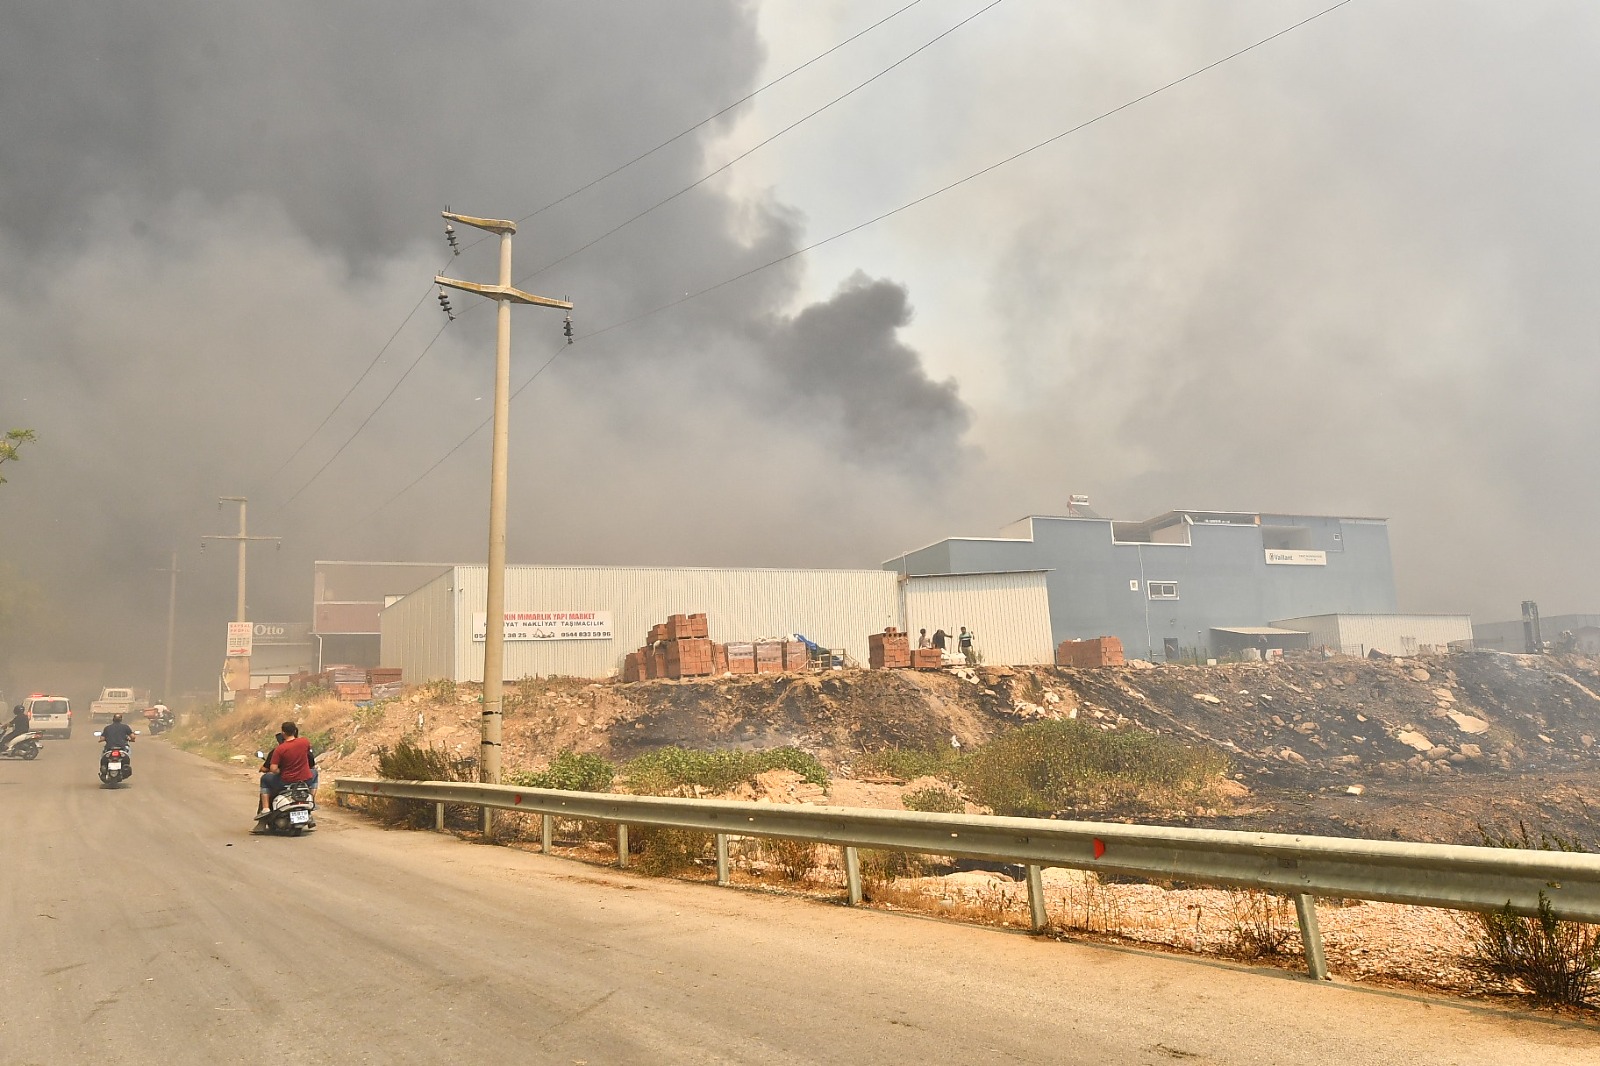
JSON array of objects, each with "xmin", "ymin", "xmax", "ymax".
[{"xmin": 885, "ymin": 504, "xmax": 1398, "ymax": 662}]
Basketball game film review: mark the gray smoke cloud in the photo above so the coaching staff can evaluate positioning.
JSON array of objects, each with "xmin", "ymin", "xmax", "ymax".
[{"xmin": 0, "ymin": 0, "xmax": 972, "ymax": 696}]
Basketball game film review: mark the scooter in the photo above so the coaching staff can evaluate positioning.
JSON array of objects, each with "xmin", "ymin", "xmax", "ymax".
[
  {"xmin": 254, "ymin": 752, "xmax": 317, "ymax": 836},
  {"xmin": 93, "ymin": 729, "xmax": 136, "ymax": 786},
  {"xmin": 0, "ymin": 730, "xmax": 43, "ymax": 760}
]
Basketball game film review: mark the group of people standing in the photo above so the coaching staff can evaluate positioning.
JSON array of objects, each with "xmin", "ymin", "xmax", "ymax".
[{"xmin": 916, "ymin": 625, "xmax": 978, "ymax": 665}]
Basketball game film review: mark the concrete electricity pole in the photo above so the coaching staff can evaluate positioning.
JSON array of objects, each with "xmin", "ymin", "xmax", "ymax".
[
  {"xmin": 435, "ymin": 210, "xmax": 572, "ymax": 839},
  {"xmin": 203, "ymin": 497, "xmax": 281, "ymax": 693},
  {"xmin": 154, "ymin": 552, "xmax": 180, "ymax": 701}
]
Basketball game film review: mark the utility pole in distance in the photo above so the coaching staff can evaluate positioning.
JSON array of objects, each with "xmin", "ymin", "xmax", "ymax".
[
  {"xmin": 203, "ymin": 496, "xmax": 281, "ymax": 695},
  {"xmin": 154, "ymin": 552, "xmax": 180, "ymax": 702},
  {"xmin": 435, "ymin": 210, "xmax": 573, "ymax": 841}
]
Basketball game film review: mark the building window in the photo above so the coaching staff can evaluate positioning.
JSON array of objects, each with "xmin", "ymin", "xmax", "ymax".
[{"xmin": 1148, "ymin": 581, "xmax": 1179, "ymax": 600}]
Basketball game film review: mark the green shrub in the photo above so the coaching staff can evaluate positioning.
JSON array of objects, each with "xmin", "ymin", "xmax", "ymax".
[
  {"xmin": 855, "ymin": 747, "xmax": 958, "ymax": 782},
  {"xmin": 953, "ymin": 720, "xmax": 1229, "ymax": 817},
  {"xmin": 1471, "ymin": 824, "xmax": 1600, "ymax": 1005},
  {"xmin": 507, "ymin": 750, "xmax": 615, "ymax": 792},
  {"xmin": 372, "ymin": 737, "xmax": 477, "ymax": 828},
  {"xmin": 375, "ymin": 737, "xmax": 476, "ymax": 782},
  {"xmin": 902, "ymin": 786, "xmax": 965, "ymax": 814},
  {"xmin": 622, "ymin": 746, "xmax": 827, "ymax": 795},
  {"xmin": 859, "ymin": 848, "xmax": 939, "ymax": 884},
  {"xmin": 759, "ymin": 837, "xmax": 817, "ymax": 882},
  {"xmin": 633, "ymin": 827, "xmax": 715, "ymax": 878}
]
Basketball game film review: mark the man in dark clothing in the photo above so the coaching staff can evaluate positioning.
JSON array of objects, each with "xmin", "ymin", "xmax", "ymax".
[
  {"xmin": 3, "ymin": 704, "xmax": 30, "ymax": 747},
  {"xmin": 931, "ymin": 629, "xmax": 948, "ymax": 652},
  {"xmin": 258, "ymin": 721, "xmax": 315, "ymax": 818},
  {"xmin": 100, "ymin": 713, "xmax": 136, "ymax": 775}
]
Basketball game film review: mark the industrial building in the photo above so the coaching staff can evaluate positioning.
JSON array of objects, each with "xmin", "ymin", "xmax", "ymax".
[
  {"xmin": 886, "ymin": 504, "xmax": 1404, "ymax": 661},
  {"xmin": 313, "ymin": 560, "xmax": 453, "ymax": 668},
  {"xmin": 380, "ymin": 564, "xmax": 1055, "ymax": 682},
  {"xmin": 1269, "ymin": 614, "xmax": 1473, "ymax": 657},
  {"xmin": 1474, "ymin": 613, "xmax": 1600, "ymax": 655}
]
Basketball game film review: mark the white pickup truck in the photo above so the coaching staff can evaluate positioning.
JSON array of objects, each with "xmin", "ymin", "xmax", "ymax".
[{"xmin": 90, "ymin": 687, "xmax": 147, "ymax": 725}]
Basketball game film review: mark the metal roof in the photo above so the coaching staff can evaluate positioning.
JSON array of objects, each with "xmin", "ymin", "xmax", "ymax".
[{"xmin": 1211, "ymin": 626, "xmax": 1310, "ymax": 637}]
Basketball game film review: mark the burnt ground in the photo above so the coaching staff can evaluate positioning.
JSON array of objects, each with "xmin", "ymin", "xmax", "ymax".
[{"xmin": 247, "ymin": 650, "xmax": 1600, "ymax": 847}]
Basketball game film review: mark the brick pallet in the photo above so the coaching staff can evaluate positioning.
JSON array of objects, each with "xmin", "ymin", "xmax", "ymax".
[
  {"xmin": 1056, "ymin": 636, "xmax": 1125, "ymax": 668},
  {"xmin": 754, "ymin": 641, "xmax": 784, "ymax": 674},
  {"xmin": 869, "ymin": 627, "xmax": 912, "ymax": 670},
  {"xmin": 725, "ymin": 642, "xmax": 756, "ymax": 674},
  {"xmin": 912, "ymin": 648, "xmax": 944, "ymax": 671}
]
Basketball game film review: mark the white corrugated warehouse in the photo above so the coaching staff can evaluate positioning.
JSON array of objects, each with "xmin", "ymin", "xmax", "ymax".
[
  {"xmin": 381, "ymin": 564, "xmax": 1054, "ymax": 682},
  {"xmin": 1270, "ymin": 613, "xmax": 1473, "ymax": 657}
]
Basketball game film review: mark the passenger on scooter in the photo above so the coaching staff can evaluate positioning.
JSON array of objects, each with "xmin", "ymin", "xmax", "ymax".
[
  {"xmin": 100, "ymin": 713, "xmax": 136, "ymax": 776},
  {"xmin": 257, "ymin": 721, "xmax": 315, "ymax": 819}
]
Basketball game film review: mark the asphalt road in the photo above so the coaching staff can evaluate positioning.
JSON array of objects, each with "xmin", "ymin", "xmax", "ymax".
[{"xmin": 2, "ymin": 735, "xmax": 1596, "ymax": 1065}]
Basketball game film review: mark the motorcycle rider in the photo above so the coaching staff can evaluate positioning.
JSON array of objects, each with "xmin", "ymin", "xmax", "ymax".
[
  {"xmin": 100, "ymin": 712, "xmax": 136, "ymax": 776},
  {"xmin": 256, "ymin": 721, "xmax": 314, "ymax": 823},
  {"xmin": 2, "ymin": 704, "xmax": 30, "ymax": 748}
]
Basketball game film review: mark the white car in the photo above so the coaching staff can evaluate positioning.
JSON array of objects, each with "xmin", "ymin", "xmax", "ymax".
[{"xmin": 24, "ymin": 695, "xmax": 73, "ymax": 739}]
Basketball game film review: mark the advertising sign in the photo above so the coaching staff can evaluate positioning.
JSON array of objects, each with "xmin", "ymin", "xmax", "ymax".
[
  {"xmin": 472, "ymin": 611, "xmax": 614, "ymax": 642},
  {"xmin": 226, "ymin": 622, "xmax": 253, "ymax": 657},
  {"xmin": 1264, "ymin": 549, "xmax": 1327, "ymax": 566},
  {"xmin": 250, "ymin": 621, "xmax": 312, "ymax": 645}
]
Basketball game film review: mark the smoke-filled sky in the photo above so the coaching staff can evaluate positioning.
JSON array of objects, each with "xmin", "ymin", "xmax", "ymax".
[{"xmin": 1, "ymin": 0, "xmax": 1596, "ymax": 694}]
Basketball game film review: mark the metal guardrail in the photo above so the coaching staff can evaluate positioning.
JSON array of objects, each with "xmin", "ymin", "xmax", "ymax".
[{"xmin": 335, "ymin": 777, "xmax": 1600, "ymax": 981}]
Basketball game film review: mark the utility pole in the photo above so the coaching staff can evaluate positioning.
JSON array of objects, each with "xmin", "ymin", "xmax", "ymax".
[
  {"xmin": 203, "ymin": 497, "xmax": 281, "ymax": 695},
  {"xmin": 435, "ymin": 210, "xmax": 573, "ymax": 840},
  {"xmin": 154, "ymin": 552, "xmax": 180, "ymax": 701}
]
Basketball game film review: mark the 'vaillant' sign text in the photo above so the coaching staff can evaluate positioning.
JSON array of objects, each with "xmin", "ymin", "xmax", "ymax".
[{"xmin": 1265, "ymin": 550, "xmax": 1327, "ymax": 566}]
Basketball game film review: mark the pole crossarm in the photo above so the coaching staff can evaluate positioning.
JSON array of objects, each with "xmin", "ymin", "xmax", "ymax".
[
  {"xmin": 436, "ymin": 275, "xmax": 572, "ymax": 309},
  {"xmin": 442, "ymin": 211, "xmax": 517, "ymax": 236}
]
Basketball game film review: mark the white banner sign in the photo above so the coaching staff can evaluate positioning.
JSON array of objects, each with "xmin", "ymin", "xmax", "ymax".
[
  {"xmin": 472, "ymin": 611, "xmax": 614, "ymax": 642},
  {"xmin": 226, "ymin": 621, "xmax": 254, "ymax": 657},
  {"xmin": 1265, "ymin": 549, "xmax": 1327, "ymax": 566}
]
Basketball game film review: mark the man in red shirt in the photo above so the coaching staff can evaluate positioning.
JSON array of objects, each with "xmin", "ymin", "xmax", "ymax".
[{"xmin": 257, "ymin": 721, "xmax": 315, "ymax": 817}]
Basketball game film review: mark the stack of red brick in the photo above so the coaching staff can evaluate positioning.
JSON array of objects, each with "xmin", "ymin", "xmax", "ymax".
[
  {"xmin": 869, "ymin": 627, "xmax": 912, "ymax": 670},
  {"xmin": 623, "ymin": 613, "xmax": 811, "ymax": 681},
  {"xmin": 1055, "ymin": 636, "xmax": 1125, "ymax": 668}
]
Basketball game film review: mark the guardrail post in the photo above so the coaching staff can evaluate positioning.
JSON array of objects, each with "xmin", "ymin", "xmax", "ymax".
[
  {"xmin": 617, "ymin": 823, "xmax": 629, "ymax": 868},
  {"xmin": 1294, "ymin": 893, "xmax": 1329, "ymax": 981},
  {"xmin": 1026, "ymin": 864, "xmax": 1048, "ymax": 932},
  {"xmin": 434, "ymin": 802, "xmax": 445, "ymax": 832},
  {"xmin": 541, "ymin": 814, "xmax": 553, "ymax": 853},
  {"xmin": 716, "ymin": 833, "xmax": 731, "ymax": 885},
  {"xmin": 335, "ymin": 791, "xmax": 348, "ymax": 808},
  {"xmin": 481, "ymin": 807, "xmax": 493, "ymax": 840},
  {"xmin": 844, "ymin": 846, "xmax": 862, "ymax": 906}
]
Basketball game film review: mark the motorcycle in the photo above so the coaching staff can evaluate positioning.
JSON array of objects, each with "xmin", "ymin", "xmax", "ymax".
[
  {"xmin": 0, "ymin": 730, "xmax": 43, "ymax": 760},
  {"xmin": 93, "ymin": 729, "xmax": 135, "ymax": 786},
  {"xmin": 254, "ymin": 752, "xmax": 317, "ymax": 836}
]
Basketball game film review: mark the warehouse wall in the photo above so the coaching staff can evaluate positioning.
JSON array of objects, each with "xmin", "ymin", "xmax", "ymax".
[
  {"xmin": 379, "ymin": 568, "xmax": 458, "ymax": 682},
  {"xmin": 441, "ymin": 566, "xmax": 903, "ymax": 681},
  {"xmin": 1272, "ymin": 614, "xmax": 1473, "ymax": 656},
  {"xmin": 901, "ymin": 572, "xmax": 1053, "ymax": 665}
]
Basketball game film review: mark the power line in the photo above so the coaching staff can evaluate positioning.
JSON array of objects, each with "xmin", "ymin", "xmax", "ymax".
[
  {"xmin": 515, "ymin": 0, "xmax": 1010, "ymax": 288},
  {"xmin": 280, "ymin": 4, "xmax": 938, "ymax": 493},
  {"xmin": 344, "ymin": 0, "xmax": 1355, "ymax": 523},
  {"xmin": 266, "ymin": 282, "xmax": 436, "ymax": 484},
  {"xmin": 276, "ymin": 320, "xmax": 451, "ymax": 511},
  {"xmin": 517, "ymin": 0, "xmax": 931, "ymax": 227}
]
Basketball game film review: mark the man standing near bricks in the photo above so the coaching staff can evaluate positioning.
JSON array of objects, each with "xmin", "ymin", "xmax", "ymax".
[
  {"xmin": 917, "ymin": 628, "xmax": 932, "ymax": 649},
  {"xmin": 931, "ymin": 628, "xmax": 948, "ymax": 653},
  {"xmin": 959, "ymin": 626, "xmax": 976, "ymax": 665}
]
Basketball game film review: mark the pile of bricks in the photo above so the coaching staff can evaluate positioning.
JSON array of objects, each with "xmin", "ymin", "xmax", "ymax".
[
  {"xmin": 623, "ymin": 614, "xmax": 813, "ymax": 681},
  {"xmin": 1055, "ymin": 636, "xmax": 1126, "ymax": 668},
  {"xmin": 869, "ymin": 627, "xmax": 912, "ymax": 670},
  {"xmin": 626, "ymin": 613, "xmax": 716, "ymax": 681},
  {"xmin": 911, "ymin": 647, "xmax": 944, "ymax": 671}
]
